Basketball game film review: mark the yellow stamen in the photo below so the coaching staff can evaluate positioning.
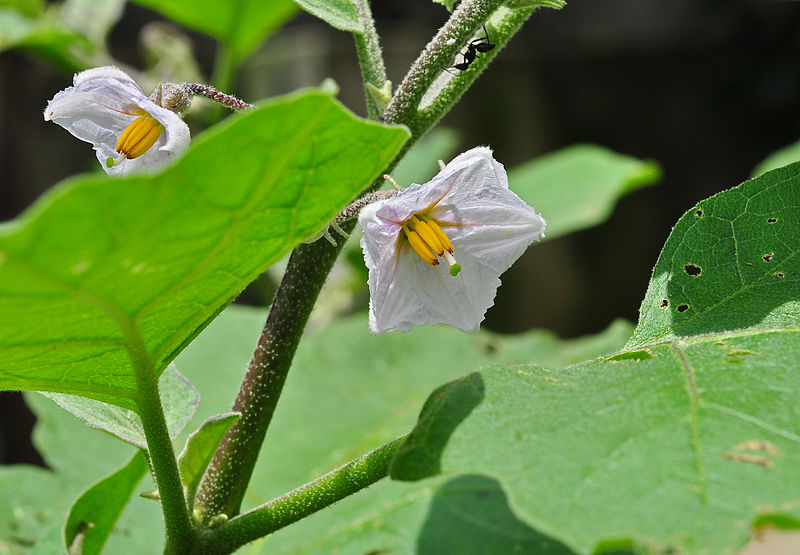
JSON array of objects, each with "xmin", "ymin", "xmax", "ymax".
[
  {"xmin": 409, "ymin": 216, "xmax": 444, "ymax": 255},
  {"xmin": 402, "ymin": 226, "xmax": 438, "ymax": 266},
  {"xmin": 114, "ymin": 112, "xmax": 163, "ymax": 160},
  {"xmin": 418, "ymin": 215, "xmax": 453, "ymax": 253},
  {"xmin": 401, "ymin": 214, "xmax": 460, "ymax": 276}
]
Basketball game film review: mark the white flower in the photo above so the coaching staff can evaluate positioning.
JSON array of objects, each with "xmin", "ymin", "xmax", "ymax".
[
  {"xmin": 44, "ymin": 66, "xmax": 190, "ymax": 176},
  {"xmin": 359, "ymin": 146, "xmax": 547, "ymax": 334}
]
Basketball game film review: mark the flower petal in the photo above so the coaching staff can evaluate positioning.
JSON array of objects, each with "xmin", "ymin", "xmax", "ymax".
[
  {"xmin": 360, "ymin": 146, "xmax": 546, "ymax": 334},
  {"xmin": 44, "ymin": 66, "xmax": 190, "ymax": 175}
]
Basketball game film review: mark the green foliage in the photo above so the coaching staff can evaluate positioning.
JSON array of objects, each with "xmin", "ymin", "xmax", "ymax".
[
  {"xmin": 0, "ymin": 308, "xmax": 630, "ymax": 553},
  {"xmin": 0, "ymin": 0, "xmax": 43, "ymax": 17},
  {"xmin": 64, "ymin": 451, "xmax": 148, "ymax": 555},
  {"xmin": 130, "ymin": 0, "xmax": 297, "ymax": 63},
  {"xmin": 0, "ymin": 393, "xmax": 155, "ymax": 553},
  {"xmin": 629, "ymin": 161, "xmax": 800, "ymax": 346},
  {"xmin": 508, "ymin": 144, "xmax": 662, "ymax": 240},
  {"xmin": 0, "ymin": 90, "xmax": 408, "ymax": 411},
  {"xmin": 291, "ymin": 0, "xmax": 361, "ymax": 32},
  {"xmin": 0, "ymin": 6, "xmax": 92, "ymax": 72},
  {"xmin": 41, "ymin": 364, "xmax": 199, "ymax": 449},
  {"xmin": 390, "ymin": 165, "xmax": 800, "ymax": 553}
]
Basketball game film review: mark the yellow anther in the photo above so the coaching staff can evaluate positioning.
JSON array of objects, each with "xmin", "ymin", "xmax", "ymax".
[
  {"xmin": 418, "ymin": 215, "xmax": 453, "ymax": 253},
  {"xmin": 409, "ymin": 216, "xmax": 444, "ymax": 255},
  {"xmin": 402, "ymin": 226, "xmax": 438, "ymax": 266},
  {"xmin": 115, "ymin": 112, "xmax": 163, "ymax": 160}
]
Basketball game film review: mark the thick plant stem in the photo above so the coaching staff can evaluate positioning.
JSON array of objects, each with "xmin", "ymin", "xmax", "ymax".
[
  {"xmin": 195, "ymin": 435, "xmax": 406, "ymax": 554},
  {"xmin": 130, "ymin": 340, "xmax": 194, "ymax": 552},
  {"xmin": 352, "ymin": 0, "xmax": 388, "ymax": 120},
  {"xmin": 193, "ymin": 231, "xmax": 353, "ymax": 521}
]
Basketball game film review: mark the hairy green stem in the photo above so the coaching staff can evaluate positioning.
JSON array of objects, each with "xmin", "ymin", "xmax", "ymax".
[
  {"xmin": 193, "ymin": 231, "xmax": 353, "ymax": 521},
  {"xmin": 195, "ymin": 435, "xmax": 406, "ymax": 554},
  {"xmin": 131, "ymin": 341, "xmax": 194, "ymax": 552},
  {"xmin": 352, "ymin": 0, "xmax": 388, "ymax": 120}
]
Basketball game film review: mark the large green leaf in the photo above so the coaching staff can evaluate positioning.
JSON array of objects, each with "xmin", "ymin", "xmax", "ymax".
[
  {"xmin": 166, "ymin": 307, "xmax": 630, "ymax": 551},
  {"xmin": 130, "ymin": 0, "xmax": 298, "ymax": 62},
  {"xmin": 0, "ymin": 90, "xmax": 408, "ymax": 411},
  {"xmin": 629, "ymin": 161, "xmax": 800, "ymax": 347},
  {"xmin": 391, "ymin": 164, "xmax": 800, "ymax": 553},
  {"xmin": 507, "ymin": 144, "xmax": 661, "ymax": 240}
]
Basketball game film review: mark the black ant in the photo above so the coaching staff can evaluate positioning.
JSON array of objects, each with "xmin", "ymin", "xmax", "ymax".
[{"xmin": 452, "ymin": 25, "xmax": 495, "ymax": 72}]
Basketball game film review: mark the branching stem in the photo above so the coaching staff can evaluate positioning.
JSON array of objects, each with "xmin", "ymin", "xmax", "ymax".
[{"xmin": 195, "ymin": 435, "xmax": 406, "ymax": 554}]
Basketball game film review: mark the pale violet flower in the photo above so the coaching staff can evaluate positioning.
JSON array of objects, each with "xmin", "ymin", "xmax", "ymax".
[
  {"xmin": 359, "ymin": 146, "xmax": 547, "ymax": 334},
  {"xmin": 44, "ymin": 66, "xmax": 190, "ymax": 175}
]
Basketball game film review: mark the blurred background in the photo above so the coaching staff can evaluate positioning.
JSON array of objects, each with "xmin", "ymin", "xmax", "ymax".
[{"xmin": 2, "ymin": 0, "xmax": 799, "ymax": 463}]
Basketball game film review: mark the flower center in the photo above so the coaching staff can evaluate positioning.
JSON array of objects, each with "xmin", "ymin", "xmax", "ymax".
[
  {"xmin": 106, "ymin": 111, "xmax": 164, "ymax": 168},
  {"xmin": 401, "ymin": 214, "xmax": 461, "ymax": 277}
]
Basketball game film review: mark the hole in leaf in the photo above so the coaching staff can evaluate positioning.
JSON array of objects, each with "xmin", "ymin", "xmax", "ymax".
[
  {"xmin": 774, "ymin": 271, "xmax": 785, "ymax": 278},
  {"xmin": 763, "ymin": 252, "xmax": 774, "ymax": 263},
  {"xmin": 767, "ymin": 217, "xmax": 777, "ymax": 224},
  {"xmin": 676, "ymin": 303, "xmax": 689, "ymax": 313},
  {"xmin": 659, "ymin": 299, "xmax": 669, "ymax": 308},
  {"xmin": 683, "ymin": 263, "xmax": 702, "ymax": 276},
  {"xmin": 695, "ymin": 209, "xmax": 703, "ymax": 217},
  {"xmin": 606, "ymin": 349, "xmax": 654, "ymax": 362}
]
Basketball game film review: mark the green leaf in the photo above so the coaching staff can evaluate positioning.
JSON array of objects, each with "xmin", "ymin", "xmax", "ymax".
[
  {"xmin": 291, "ymin": 0, "xmax": 361, "ymax": 32},
  {"xmin": 393, "ymin": 333, "xmax": 800, "ymax": 553},
  {"xmin": 130, "ymin": 0, "xmax": 298, "ymax": 62},
  {"xmin": 40, "ymin": 364, "xmax": 199, "ymax": 449},
  {"xmin": 507, "ymin": 144, "xmax": 661, "ymax": 240},
  {"xmin": 178, "ymin": 412, "xmax": 240, "ymax": 506},
  {"xmin": 0, "ymin": 7, "xmax": 92, "ymax": 72},
  {"xmin": 628, "ymin": 161, "xmax": 800, "ymax": 347},
  {"xmin": 0, "ymin": 307, "xmax": 628, "ymax": 552},
  {"xmin": 752, "ymin": 139, "xmax": 800, "ymax": 178},
  {"xmin": 64, "ymin": 451, "xmax": 149, "ymax": 555},
  {"xmin": 390, "ymin": 165, "xmax": 800, "ymax": 553},
  {"xmin": 0, "ymin": 90, "xmax": 409, "ymax": 411},
  {"xmin": 168, "ymin": 307, "xmax": 630, "ymax": 551}
]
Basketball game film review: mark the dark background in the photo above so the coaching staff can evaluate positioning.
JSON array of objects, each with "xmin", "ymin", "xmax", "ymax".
[{"xmin": 2, "ymin": 0, "xmax": 799, "ymax": 463}]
